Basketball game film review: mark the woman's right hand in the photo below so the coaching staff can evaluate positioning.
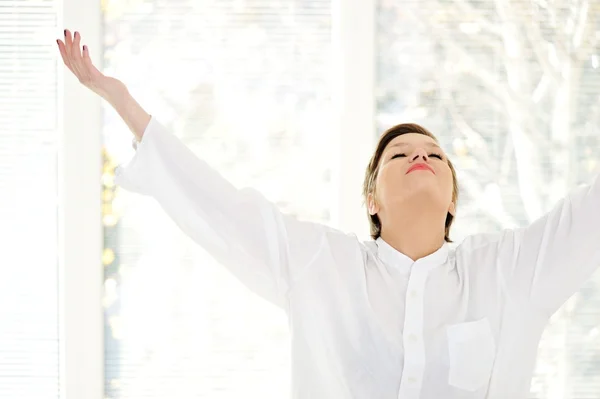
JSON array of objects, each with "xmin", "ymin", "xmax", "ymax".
[
  {"xmin": 56, "ymin": 29, "xmax": 151, "ymax": 139},
  {"xmin": 57, "ymin": 29, "xmax": 126, "ymax": 102}
]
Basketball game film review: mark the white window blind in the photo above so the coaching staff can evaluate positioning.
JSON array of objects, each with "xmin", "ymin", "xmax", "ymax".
[
  {"xmin": 100, "ymin": 1, "xmax": 332, "ymax": 398},
  {"xmin": 0, "ymin": 0, "xmax": 60, "ymax": 398},
  {"xmin": 376, "ymin": 0, "xmax": 600, "ymax": 398}
]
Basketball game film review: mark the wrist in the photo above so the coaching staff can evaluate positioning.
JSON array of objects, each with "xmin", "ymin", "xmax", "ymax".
[
  {"xmin": 103, "ymin": 82, "xmax": 130, "ymax": 109},
  {"xmin": 98, "ymin": 79, "xmax": 151, "ymax": 139}
]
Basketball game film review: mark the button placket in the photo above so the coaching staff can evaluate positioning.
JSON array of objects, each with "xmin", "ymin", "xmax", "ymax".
[
  {"xmin": 398, "ymin": 262, "xmax": 436, "ymax": 399},
  {"xmin": 397, "ymin": 264, "xmax": 431, "ymax": 399}
]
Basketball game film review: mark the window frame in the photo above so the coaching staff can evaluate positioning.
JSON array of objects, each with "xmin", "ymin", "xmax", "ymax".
[
  {"xmin": 58, "ymin": 0, "xmax": 104, "ymax": 398},
  {"xmin": 331, "ymin": 0, "xmax": 376, "ymax": 239}
]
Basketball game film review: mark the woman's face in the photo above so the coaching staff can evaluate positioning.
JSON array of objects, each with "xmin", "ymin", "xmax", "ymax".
[{"xmin": 368, "ymin": 133, "xmax": 455, "ymax": 218}]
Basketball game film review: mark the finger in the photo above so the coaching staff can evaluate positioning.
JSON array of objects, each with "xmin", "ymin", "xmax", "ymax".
[
  {"xmin": 71, "ymin": 32, "xmax": 91, "ymax": 84},
  {"xmin": 63, "ymin": 29, "xmax": 75, "ymax": 72},
  {"xmin": 57, "ymin": 39, "xmax": 76, "ymax": 73},
  {"xmin": 64, "ymin": 29, "xmax": 73, "ymax": 59},
  {"xmin": 56, "ymin": 39, "xmax": 68, "ymax": 65},
  {"xmin": 56, "ymin": 39, "xmax": 69, "ymax": 62},
  {"xmin": 70, "ymin": 32, "xmax": 84, "ymax": 72},
  {"xmin": 82, "ymin": 44, "xmax": 98, "ymax": 74},
  {"xmin": 72, "ymin": 30, "xmax": 82, "ymax": 57},
  {"xmin": 81, "ymin": 45, "xmax": 102, "ymax": 80}
]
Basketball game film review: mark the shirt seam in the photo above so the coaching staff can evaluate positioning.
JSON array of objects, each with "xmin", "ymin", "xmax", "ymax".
[
  {"xmin": 282, "ymin": 231, "xmax": 331, "ymax": 306},
  {"xmin": 457, "ymin": 230, "xmax": 551, "ymax": 320}
]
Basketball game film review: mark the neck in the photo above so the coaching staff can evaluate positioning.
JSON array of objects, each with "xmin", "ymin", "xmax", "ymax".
[{"xmin": 379, "ymin": 206, "xmax": 446, "ymax": 262}]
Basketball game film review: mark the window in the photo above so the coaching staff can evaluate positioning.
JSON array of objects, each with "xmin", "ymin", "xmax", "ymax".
[
  {"xmin": 375, "ymin": 0, "xmax": 600, "ymax": 397},
  {"xmin": 101, "ymin": 1, "xmax": 333, "ymax": 397},
  {"xmin": 4, "ymin": 0, "xmax": 597, "ymax": 397}
]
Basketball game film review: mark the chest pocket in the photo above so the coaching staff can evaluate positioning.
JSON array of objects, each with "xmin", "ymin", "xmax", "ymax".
[{"xmin": 446, "ymin": 317, "xmax": 496, "ymax": 392}]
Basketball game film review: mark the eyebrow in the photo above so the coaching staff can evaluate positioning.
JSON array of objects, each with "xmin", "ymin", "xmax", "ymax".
[{"xmin": 388, "ymin": 142, "xmax": 442, "ymax": 150}]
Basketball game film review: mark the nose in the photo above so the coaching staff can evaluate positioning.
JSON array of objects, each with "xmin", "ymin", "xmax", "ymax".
[{"xmin": 409, "ymin": 147, "xmax": 429, "ymax": 162}]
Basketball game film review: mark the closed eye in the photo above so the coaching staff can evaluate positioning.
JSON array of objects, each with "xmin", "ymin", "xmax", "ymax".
[{"xmin": 392, "ymin": 153, "xmax": 443, "ymax": 160}]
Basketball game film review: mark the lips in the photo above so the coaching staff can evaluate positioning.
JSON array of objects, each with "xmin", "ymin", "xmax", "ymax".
[{"xmin": 406, "ymin": 163, "xmax": 435, "ymax": 174}]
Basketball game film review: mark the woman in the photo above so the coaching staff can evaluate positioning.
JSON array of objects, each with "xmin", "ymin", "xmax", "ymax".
[{"xmin": 57, "ymin": 30, "xmax": 600, "ymax": 399}]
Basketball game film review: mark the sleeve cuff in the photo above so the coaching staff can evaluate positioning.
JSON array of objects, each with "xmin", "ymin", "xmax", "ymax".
[{"xmin": 114, "ymin": 115, "xmax": 158, "ymax": 195}]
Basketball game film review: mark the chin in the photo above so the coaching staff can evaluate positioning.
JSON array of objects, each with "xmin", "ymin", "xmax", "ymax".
[
  {"xmin": 405, "ymin": 178, "xmax": 442, "ymax": 194},
  {"xmin": 400, "ymin": 183, "xmax": 448, "ymax": 206}
]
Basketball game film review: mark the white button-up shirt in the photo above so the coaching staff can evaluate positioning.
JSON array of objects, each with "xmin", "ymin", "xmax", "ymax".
[{"xmin": 116, "ymin": 116, "xmax": 600, "ymax": 399}]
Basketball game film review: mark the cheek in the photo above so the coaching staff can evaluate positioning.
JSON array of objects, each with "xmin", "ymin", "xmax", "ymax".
[
  {"xmin": 439, "ymin": 170, "xmax": 454, "ymax": 199},
  {"xmin": 376, "ymin": 166, "xmax": 406, "ymax": 197}
]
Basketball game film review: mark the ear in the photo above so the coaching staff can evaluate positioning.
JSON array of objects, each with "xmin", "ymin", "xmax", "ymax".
[
  {"xmin": 367, "ymin": 193, "xmax": 379, "ymax": 216},
  {"xmin": 448, "ymin": 201, "xmax": 456, "ymax": 217}
]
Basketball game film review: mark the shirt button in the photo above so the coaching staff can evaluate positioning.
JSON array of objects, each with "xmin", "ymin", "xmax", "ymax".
[
  {"xmin": 407, "ymin": 376, "xmax": 417, "ymax": 383},
  {"xmin": 408, "ymin": 334, "xmax": 418, "ymax": 342},
  {"xmin": 409, "ymin": 290, "xmax": 418, "ymax": 298}
]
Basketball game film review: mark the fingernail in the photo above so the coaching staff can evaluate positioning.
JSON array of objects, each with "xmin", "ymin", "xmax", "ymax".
[
  {"xmin": 83, "ymin": 45, "xmax": 87, "ymax": 51},
  {"xmin": 74, "ymin": 31, "xmax": 78, "ymax": 38},
  {"xmin": 56, "ymin": 39, "xmax": 59, "ymax": 45},
  {"xmin": 63, "ymin": 29, "xmax": 66, "ymax": 36}
]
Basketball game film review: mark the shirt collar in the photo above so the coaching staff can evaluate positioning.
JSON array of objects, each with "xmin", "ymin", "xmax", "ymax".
[{"xmin": 375, "ymin": 237, "xmax": 449, "ymax": 272}]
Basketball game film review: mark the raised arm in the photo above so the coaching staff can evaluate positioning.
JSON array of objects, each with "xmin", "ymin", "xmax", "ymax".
[
  {"xmin": 57, "ymin": 30, "xmax": 337, "ymax": 310},
  {"xmin": 499, "ymin": 173, "xmax": 600, "ymax": 316}
]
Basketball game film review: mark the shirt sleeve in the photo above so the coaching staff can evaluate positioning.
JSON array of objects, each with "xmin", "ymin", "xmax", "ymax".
[
  {"xmin": 499, "ymin": 173, "xmax": 600, "ymax": 316},
  {"xmin": 114, "ymin": 116, "xmax": 333, "ymax": 310}
]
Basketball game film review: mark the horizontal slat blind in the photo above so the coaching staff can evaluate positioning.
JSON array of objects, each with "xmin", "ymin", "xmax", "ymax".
[{"xmin": 0, "ymin": 1, "xmax": 60, "ymax": 398}]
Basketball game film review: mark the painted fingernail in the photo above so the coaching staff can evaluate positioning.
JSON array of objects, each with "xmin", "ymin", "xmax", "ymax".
[
  {"xmin": 83, "ymin": 45, "xmax": 87, "ymax": 51},
  {"xmin": 63, "ymin": 29, "xmax": 66, "ymax": 36},
  {"xmin": 74, "ymin": 31, "xmax": 78, "ymax": 38}
]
